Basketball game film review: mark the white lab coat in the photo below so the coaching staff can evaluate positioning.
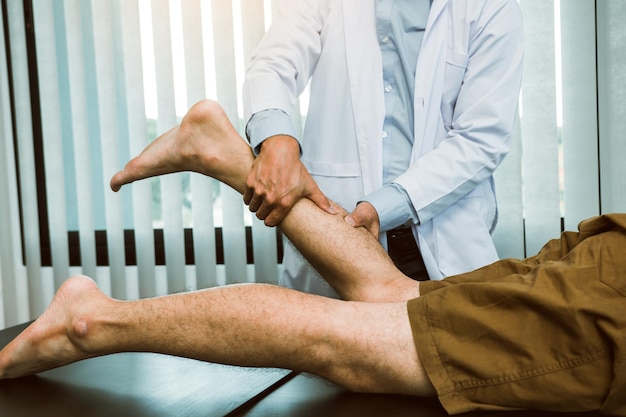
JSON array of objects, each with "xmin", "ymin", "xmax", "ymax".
[{"xmin": 243, "ymin": 0, "xmax": 524, "ymax": 296}]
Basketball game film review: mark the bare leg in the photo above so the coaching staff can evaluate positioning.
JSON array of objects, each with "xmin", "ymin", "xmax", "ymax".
[
  {"xmin": 111, "ymin": 100, "xmax": 417, "ymax": 303},
  {"xmin": 0, "ymin": 276, "xmax": 435, "ymax": 397}
]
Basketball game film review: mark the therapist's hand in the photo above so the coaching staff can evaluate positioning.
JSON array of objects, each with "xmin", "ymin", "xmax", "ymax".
[
  {"xmin": 244, "ymin": 135, "xmax": 334, "ymax": 226},
  {"xmin": 344, "ymin": 202, "xmax": 380, "ymax": 238}
]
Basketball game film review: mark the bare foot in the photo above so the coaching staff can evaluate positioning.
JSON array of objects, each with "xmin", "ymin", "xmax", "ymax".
[
  {"xmin": 110, "ymin": 100, "xmax": 254, "ymax": 194},
  {"xmin": 0, "ymin": 276, "xmax": 107, "ymax": 379}
]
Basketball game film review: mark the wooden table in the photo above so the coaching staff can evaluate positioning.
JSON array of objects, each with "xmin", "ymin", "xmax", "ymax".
[{"xmin": 0, "ymin": 322, "xmax": 606, "ymax": 417}]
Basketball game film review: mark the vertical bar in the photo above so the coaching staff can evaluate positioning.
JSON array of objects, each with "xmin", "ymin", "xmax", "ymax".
[
  {"xmin": 90, "ymin": 0, "xmax": 127, "ymax": 299},
  {"xmin": 152, "ymin": 0, "xmax": 186, "ymax": 294},
  {"xmin": 0, "ymin": 0, "xmax": 20, "ymax": 325},
  {"xmin": 493, "ymin": 116, "xmax": 525, "ymax": 259},
  {"xmin": 6, "ymin": 0, "xmax": 44, "ymax": 317},
  {"xmin": 240, "ymin": 0, "xmax": 265, "ymax": 67},
  {"xmin": 241, "ymin": 0, "xmax": 278, "ymax": 283},
  {"xmin": 212, "ymin": 0, "xmax": 247, "ymax": 283},
  {"xmin": 33, "ymin": 0, "xmax": 71, "ymax": 288},
  {"xmin": 116, "ymin": 0, "xmax": 156, "ymax": 299},
  {"xmin": 65, "ymin": 0, "xmax": 98, "ymax": 279},
  {"xmin": 597, "ymin": 0, "xmax": 626, "ymax": 214},
  {"xmin": 518, "ymin": 0, "xmax": 561, "ymax": 255},
  {"xmin": 560, "ymin": 0, "xmax": 600, "ymax": 229},
  {"xmin": 182, "ymin": 0, "xmax": 218, "ymax": 289}
]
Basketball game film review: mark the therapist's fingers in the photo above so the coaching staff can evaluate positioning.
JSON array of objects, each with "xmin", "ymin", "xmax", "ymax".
[
  {"xmin": 302, "ymin": 176, "xmax": 336, "ymax": 217},
  {"xmin": 244, "ymin": 146, "xmax": 303, "ymax": 225},
  {"xmin": 257, "ymin": 204, "xmax": 285, "ymax": 227},
  {"xmin": 243, "ymin": 187, "xmax": 254, "ymax": 206},
  {"xmin": 345, "ymin": 202, "xmax": 380, "ymax": 238},
  {"xmin": 260, "ymin": 172, "xmax": 336, "ymax": 227},
  {"xmin": 247, "ymin": 194, "xmax": 263, "ymax": 213}
]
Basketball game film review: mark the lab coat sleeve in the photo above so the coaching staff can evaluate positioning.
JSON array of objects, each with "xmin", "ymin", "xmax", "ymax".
[
  {"xmin": 246, "ymin": 109, "xmax": 300, "ymax": 155},
  {"xmin": 397, "ymin": 0, "xmax": 524, "ymax": 224},
  {"xmin": 243, "ymin": 0, "xmax": 327, "ymax": 125}
]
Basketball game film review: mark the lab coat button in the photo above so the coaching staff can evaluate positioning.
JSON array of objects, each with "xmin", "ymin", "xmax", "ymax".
[{"xmin": 385, "ymin": 85, "xmax": 393, "ymax": 93}]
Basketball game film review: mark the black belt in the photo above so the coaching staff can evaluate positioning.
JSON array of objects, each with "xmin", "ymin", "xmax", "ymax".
[{"xmin": 386, "ymin": 227, "xmax": 429, "ymax": 281}]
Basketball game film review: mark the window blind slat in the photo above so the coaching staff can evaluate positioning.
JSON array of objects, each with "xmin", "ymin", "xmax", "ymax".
[
  {"xmin": 152, "ymin": 0, "xmax": 186, "ymax": 294},
  {"xmin": 6, "ymin": 0, "xmax": 45, "ymax": 317},
  {"xmin": 211, "ymin": 0, "xmax": 240, "ymax": 122},
  {"xmin": 493, "ymin": 117, "xmax": 525, "ymax": 259},
  {"xmin": 62, "ymin": 0, "xmax": 98, "ymax": 279},
  {"xmin": 519, "ymin": 0, "xmax": 561, "ymax": 256},
  {"xmin": 212, "ymin": 0, "xmax": 248, "ymax": 283},
  {"xmin": 117, "ymin": 0, "xmax": 156, "ymax": 299},
  {"xmin": 190, "ymin": 175, "xmax": 218, "ymax": 289},
  {"xmin": 182, "ymin": 0, "xmax": 218, "ymax": 289},
  {"xmin": 241, "ymin": 0, "xmax": 265, "ymax": 68},
  {"xmin": 560, "ymin": 0, "xmax": 600, "ymax": 230},
  {"xmin": 0, "ymin": 2, "xmax": 21, "ymax": 326},
  {"xmin": 91, "ymin": 0, "xmax": 127, "ymax": 299},
  {"xmin": 251, "ymin": 218, "xmax": 279, "ymax": 284},
  {"xmin": 0, "ymin": 2, "xmax": 10, "ymax": 326},
  {"xmin": 240, "ymin": 0, "xmax": 279, "ymax": 283},
  {"xmin": 221, "ymin": 186, "xmax": 248, "ymax": 283},
  {"xmin": 598, "ymin": 1, "xmax": 626, "ymax": 214},
  {"xmin": 181, "ymin": 0, "xmax": 204, "ymax": 105},
  {"xmin": 34, "ymin": 0, "xmax": 71, "ymax": 288}
]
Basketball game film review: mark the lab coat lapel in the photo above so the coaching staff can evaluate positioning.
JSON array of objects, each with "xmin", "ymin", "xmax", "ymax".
[
  {"xmin": 413, "ymin": 0, "xmax": 447, "ymax": 159},
  {"xmin": 342, "ymin": 0, "xmax": 384, "ymax": 195}
]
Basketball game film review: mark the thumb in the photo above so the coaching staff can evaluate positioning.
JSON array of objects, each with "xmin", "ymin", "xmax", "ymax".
[
  {"xmin": 344, "ymin": 214, "xmax": 359, "ymax": 227},
  {"xmin": 305, "ymin": 182, "xmax": 336, "ymax": 215}
]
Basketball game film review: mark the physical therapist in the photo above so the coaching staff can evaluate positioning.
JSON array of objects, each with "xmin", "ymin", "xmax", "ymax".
[{"xmin": 243, "ymin": 0, "xmax": 524, "ymax": 297}]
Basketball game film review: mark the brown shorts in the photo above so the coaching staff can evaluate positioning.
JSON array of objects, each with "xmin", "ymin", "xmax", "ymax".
[{"xmin": 407, "ymin": 214, "xmax": 626, "ymax": 416}]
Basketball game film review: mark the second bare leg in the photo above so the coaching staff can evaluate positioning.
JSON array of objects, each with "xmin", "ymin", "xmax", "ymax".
[{"xmin": 0, "ymin": 276, "xmax": 435, "ymax": 397}]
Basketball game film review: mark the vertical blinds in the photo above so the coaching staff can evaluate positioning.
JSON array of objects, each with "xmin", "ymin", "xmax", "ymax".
[
  {"xmin": 493, "ymin": 0, "xmax": 605, "ymax": 258},
  {"xmin": 0, "ymin": 1, "xmax": 19, "ymax": 326},
  {"xmin": 597, "ymin": 0, "xmax": 626, "ymax": 214},
  {"xmin": 1, "ymin": 0, "xmax": 625, "ymax": 328},
  {"xmin": 2, "ymin": 0, "xmax": 285, "ymax": 323}
]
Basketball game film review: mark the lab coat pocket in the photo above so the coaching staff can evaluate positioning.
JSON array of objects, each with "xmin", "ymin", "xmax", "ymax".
[
  {"xmin": 441, "ymin": 50, "xmax": 469, "ymax": 129},
  {"xmin": 304, "ymin": 159, "xmax": 363, "ymax": 210}
]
